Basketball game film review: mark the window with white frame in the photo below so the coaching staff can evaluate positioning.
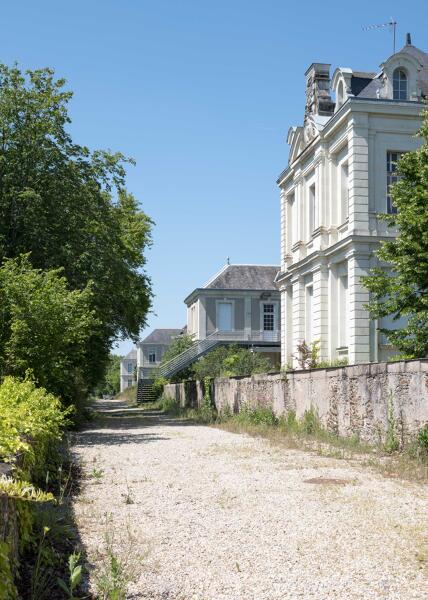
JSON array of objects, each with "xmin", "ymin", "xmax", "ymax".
[
  {"xmin": 386, "ymin": 151, "xmax": 403, "ymax": 214},
  {"xmin": 393, "ymin": 68, "xmax": 408, "ymax": 100},
  {"xmin": 127, "ymin": 362, "xmax": 133, "ymax": 373},
  {"xmin": 127, "ymin": 378, "xmax": 133, "ymax": 387},
  {"xmin": 148, "ymin": 349, "xmax": 157, "ymax": 363},
  {"xmin": 262, "ymin": 303, "xmax": 275, "ymax": 331}
]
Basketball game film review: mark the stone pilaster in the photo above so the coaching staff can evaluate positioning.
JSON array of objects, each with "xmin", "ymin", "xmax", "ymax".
[
  {"xmin": 347, "ymin": 252, "xmax": 371, "ymax": 364},
  {"xmin": 312, "ymin": 264, "xmax": 329, "ymax": 360},
  {"xmin": 348, "ymin": 116, "xmax": 369, "ymax": 235}
]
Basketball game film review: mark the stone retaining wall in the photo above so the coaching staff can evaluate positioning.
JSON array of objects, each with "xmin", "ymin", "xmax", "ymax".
[{"xmin": 163, "ymin": 359, "xmax": 428, "ymax": 443}]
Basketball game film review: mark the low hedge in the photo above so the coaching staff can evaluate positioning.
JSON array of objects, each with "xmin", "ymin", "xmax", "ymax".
[{"xmin": 0, "ymin": 376, "xmax": 69, "ymax": 597}]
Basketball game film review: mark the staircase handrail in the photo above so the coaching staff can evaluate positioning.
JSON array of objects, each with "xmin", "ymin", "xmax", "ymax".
[{"xmin": 157, "ymin": 330, "xmax": 220, "ymax": 378}]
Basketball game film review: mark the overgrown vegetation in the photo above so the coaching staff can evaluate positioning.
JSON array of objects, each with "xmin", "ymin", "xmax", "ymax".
[
  {"xmin": 193, "ymin": 345, "xmax": 274, "ymax": 379},
  {"xmin": 0, "ymin": 377, "xmax": 86, "ymax": 599},
  {"xmin": 293, "ymin": 339, "xmax": 348, "ymax": 370},
  {"xmin": 362, "ymin": 104, "xmax": 428, "ymax": 358},
  {"xmin": 96, "ymin": 354, "xmax": 122, "ymax": 397},
  {"xmin": 0, "ymin": 61, "xmax": 153, "ymax": 595}
]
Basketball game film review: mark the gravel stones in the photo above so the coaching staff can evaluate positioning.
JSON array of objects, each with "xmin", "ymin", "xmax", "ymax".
[{"xmin": 72, "ymin": 399, "xmax": 428, "ymax": 600}]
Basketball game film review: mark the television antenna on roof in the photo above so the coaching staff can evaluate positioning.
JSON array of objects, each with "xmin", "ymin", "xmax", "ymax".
[{"xmin": 362, "ymin": 18, "xmax": 397, "ymax": 54}]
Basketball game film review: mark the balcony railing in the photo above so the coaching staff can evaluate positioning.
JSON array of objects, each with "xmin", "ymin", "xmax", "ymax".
[{"xmin": 208, "ymin": 329, "xmax": 280, "ymax": 343}]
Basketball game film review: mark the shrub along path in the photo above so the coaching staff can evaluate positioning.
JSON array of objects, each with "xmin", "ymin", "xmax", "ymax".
[{"xmin": 72, "ymin": 397, "xmax": 428, "ymax": 600}]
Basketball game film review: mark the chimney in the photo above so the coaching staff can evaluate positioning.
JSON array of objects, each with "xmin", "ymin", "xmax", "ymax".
[
  {"xmin": 406, "ymin": 32, "xmax": 412, "ymax": 45},
  {"xmin": 304, "ymin": 63, "xmax": 335, "ymax": 118}
]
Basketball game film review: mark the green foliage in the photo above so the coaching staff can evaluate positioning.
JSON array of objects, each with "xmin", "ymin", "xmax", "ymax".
[
  {"xmin": 158, "ymin": 334, "xmax": 195, "ymax": 382},
  {"xmin": 157, "ymin": 395, "xmax": 181, "ymax": 415},
  {"xmin": 0, "ymin": 541, "xmax": 18, "ymax": 600},
  {"xmin": 96, "ymin": 354, "xmax": 122, "ymax": 397},
  {"xmin": 0, "ymin": 63, "xmax": 152, "ymax": 398},
  {"xmin": 362, "ymin": 105, "xmax": 428, "ymax": 358},
  {"xmin": 315, "ymin": 358, "xmax": 349, "ymax": 368},
  {"xmin": 294, "ymin": 339, "xmax": 320, "ymax": 369},
  {"xmin": 234, "ymin": 406, "xmax": 278, "ymax": 427},
  {"xmin": 0, "ymin": 376, "xmax": 70, "ymax": 480},
  {"xmin": 193, "ymin": 345, "xmax": 272, "ymax": 380},
  {"xmin": 300, "ymin": 407, "xmax": 321, "ymax": 435},
  {"xmin": 0, "ymin": 256, "xmax": 98, "ymax": 405},
  {"xmin": 96, "ymin": 551, "xmax": 128, "ymax": 600},
  {"xmin": 160, "ymin": 334, "xmax": 195, "ymax": 364},
  {"xmin": 57, "ymin": 552, "xmax": 83, "ymax": 599},
  {"xmin": 416, "ymin": 424, "xmax": 428, "ymax": 453},
  {"xmin": 0, "ymin": 478, "xmax": 54, "ymax": 503}
]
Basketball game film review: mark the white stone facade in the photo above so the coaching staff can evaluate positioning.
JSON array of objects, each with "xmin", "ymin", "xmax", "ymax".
[
  {"xmin": 276, "ymin": 40, "xmax": 427, "ymax": 367},
  {"xmin": 120, "ymin": 351, "xmax": 137, "ymax": 393}
]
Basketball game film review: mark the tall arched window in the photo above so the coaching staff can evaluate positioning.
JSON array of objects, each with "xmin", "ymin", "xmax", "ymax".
[{"xmin": 393, "ymin": 68, "xmax": 408, "ymax": 100}]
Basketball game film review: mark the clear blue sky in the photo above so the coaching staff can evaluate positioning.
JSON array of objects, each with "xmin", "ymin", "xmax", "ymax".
[{"xmin": 2, "ymin": 1, "xmax": 427, "ymax": 355}]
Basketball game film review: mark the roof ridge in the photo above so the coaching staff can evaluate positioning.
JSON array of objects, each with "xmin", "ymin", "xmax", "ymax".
[{"xmin": 203, "ymin": 264, "xmax": 229, "ymax": 288}]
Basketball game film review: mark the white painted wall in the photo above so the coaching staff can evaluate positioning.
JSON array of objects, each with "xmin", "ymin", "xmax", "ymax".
[{"xmin": 278, "ymin": 98, "xmax": 424, "ymax": 367}]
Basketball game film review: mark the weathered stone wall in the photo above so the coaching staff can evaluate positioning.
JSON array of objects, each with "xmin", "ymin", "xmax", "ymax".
[{"xmin": 163, "ymin": 359, "xmax": 428, "ymax": 443}]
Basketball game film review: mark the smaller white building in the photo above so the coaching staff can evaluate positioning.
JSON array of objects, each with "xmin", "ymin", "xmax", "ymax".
[
  {"xmin": 137, "ymin": 329, "xmax": 184, "ymax": 380},
  {"xmin": 120, "ymin": 349, "xmax": 137, "ymax": 393}
]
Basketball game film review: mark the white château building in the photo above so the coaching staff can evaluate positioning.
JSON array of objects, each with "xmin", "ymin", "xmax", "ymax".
[{"xmin": 276, "ymin": 35, "xmax": 428, "ymax": 367}]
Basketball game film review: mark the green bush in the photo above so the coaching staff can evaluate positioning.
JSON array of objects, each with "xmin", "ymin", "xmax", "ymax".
[
  {"xmin": 416, "ymin": 424, "xmax": 428, "ymax": 454},
  {"xmin": 0, "ymin": 376, "xmax": 70, "ymax": 481},
  {"xmin": 234, "ymin": 406, "xmax": 278, "ymax": 427},
  {"xmin": 158, "ymin": 395, "xmax": 181, "ymax": 415}
]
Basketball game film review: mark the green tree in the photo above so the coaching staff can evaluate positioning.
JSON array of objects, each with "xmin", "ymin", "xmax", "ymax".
[
  {"xmin": 158, "ymin": 334, "xmax": 195, "ymax": 382},
  {"xmin": 0, "ymin": 64, "xmax": 152, "ymax": 391},
  {"xmin": 193, "ymin": 345, "xmax": 272, "ymax": 379},
  {"xmin": 161, "ymin": 334, "xmax": 195, "ymax": 364},
  {"xmin": 96, "ymin": 354, "xmax": 122, "ymax": 396},
  {"xmin": 362, "ymin": 106, "xmax": 428, "ymax": 358},
  {"xmin": 0, "ymin": 256, "xmax": 98, "ymax": 405}
]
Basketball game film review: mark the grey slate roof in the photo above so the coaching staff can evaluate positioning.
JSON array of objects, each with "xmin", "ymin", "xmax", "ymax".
[
  {"xmin": 140, "ymin": 329, "xmax": 183, "ymax": 345},
  {"xmin": 204, "ymin": 264, "xmax": 279, "ymax": 291},
  {"xmin": 124, "ymin": 349, "xmax": 137, "ymax": 360}
]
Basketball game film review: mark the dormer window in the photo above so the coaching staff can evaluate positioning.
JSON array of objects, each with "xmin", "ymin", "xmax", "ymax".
[{"xmin": 393, "ymin": 68, "xmax": 408, "ymax": 100}]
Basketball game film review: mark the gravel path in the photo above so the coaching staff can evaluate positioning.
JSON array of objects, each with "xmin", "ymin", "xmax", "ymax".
[{"xmin": 72, "ymin": 398, "xmax": 428, "ymax": 600}]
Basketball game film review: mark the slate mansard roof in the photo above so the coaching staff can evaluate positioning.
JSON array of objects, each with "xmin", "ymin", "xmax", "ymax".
[
  {"xmin": 185, "ymin": 264, "xmax": 280, "ymax": 305},
  {"xmin": 124, "ymin": 349, "xmax": 137, "ymax": 361},
  {"xmin": 140, "ymin": 329, "xmax": 184, "ymax": 345}
]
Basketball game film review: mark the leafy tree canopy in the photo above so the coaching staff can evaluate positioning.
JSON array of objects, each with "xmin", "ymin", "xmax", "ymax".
[
  {"xmin": 96, "ymin": 354, "xmax": 122, "ymax": 396},
  {"xmin": 158, "ymin": 333, "xmax": 195, "ymax": 383},
  {"xmin": 160, "ymin": 334, "xmax": 194, "ymax": 364},
  {"xmin": 0, "ymin": 64, "xmax": 152, "ymax": 393},
  {"xmin": 0, "ymin": 256, "xmax": 98, "ymax": 405},
  {"xmin": 362, "ymin": 106, "xmax": 428, "ymax": 358}
]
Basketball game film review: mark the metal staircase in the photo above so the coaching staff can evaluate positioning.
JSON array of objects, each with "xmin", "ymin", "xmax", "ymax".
[
  {"xmin": 157, "ymin": 332, "xmax": 221, "ymax": 379},
  {"xmin": 156, "ymin": 329, "xmax": 280, "ymax": 379},
  {"xmin": 136, "ymin": 379, "xmax": 157, "ymax": 403}
]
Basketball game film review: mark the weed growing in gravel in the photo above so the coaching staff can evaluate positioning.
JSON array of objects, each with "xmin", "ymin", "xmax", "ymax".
[
  {"xmin": 89, "ymin": 467, "xmax": 104, "ymax": 481},
  {"xmin": 96, "ymin": 550, "xmax": 128, "ymax": 600},
  {"xmin": 95, "ymin": 515, "xmax": 140, "ymax": 600}
]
